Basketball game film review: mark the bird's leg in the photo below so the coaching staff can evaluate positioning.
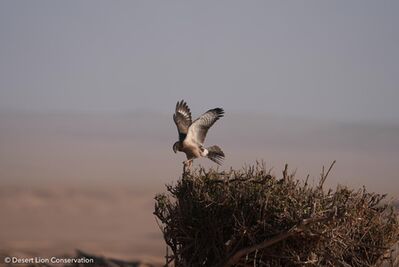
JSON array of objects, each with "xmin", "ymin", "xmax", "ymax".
[
  {"xmin": 183, "ymin": 160, "xmax": 189, "ymax": 173},
  {"xmin": 182, "ymin": 159, "xmax": 193, "ymax": 173}
]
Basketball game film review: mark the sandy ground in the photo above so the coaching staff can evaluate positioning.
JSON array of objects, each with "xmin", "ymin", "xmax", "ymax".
[{"xmin": 0, "ymin": 184, "xmax": 165, "ymax": 264}]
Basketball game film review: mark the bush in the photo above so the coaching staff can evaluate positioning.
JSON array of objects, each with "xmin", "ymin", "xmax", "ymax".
[{"xmin": 154, "ymin": 163, "xmax": 399, "ymax": 266}]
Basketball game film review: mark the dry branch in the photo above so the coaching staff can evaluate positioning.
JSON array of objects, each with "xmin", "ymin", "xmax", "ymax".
[{"xmin": 224, "ymin": 215, "xmax": 334, "ymax": 267}]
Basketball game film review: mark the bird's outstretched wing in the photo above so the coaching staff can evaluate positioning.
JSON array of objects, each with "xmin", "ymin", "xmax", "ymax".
[
  {"xmin": 173, "ymin": 100, "xmax": 192, "ymax": 141},
  {"xmin": 187, "ymin": 108, "xmax": 224, "ymax": 145}
]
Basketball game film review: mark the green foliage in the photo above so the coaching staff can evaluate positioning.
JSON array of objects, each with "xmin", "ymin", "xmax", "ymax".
[{"xmin": 154, "ymin": 164, "xmax": 399, "ymax": 266}]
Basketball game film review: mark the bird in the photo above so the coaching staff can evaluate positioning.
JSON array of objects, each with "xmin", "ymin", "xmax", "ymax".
[{"xmin": 172, "ymin": 100, "xmax": 225, "ymax": 170}]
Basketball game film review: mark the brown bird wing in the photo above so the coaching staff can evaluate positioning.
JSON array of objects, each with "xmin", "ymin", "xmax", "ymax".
[
  {"xmin": 187, "ymin": 108, "xmax": 224, "ymax": 145},
  {"xmin": 173, "ymin": 100, "xmax": 192, "ymax": 141}
]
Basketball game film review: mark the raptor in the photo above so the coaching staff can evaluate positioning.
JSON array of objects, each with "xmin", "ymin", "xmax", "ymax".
[{"xmin": 172, "ymin": 100, "xmax": 225, "ymax": 170}]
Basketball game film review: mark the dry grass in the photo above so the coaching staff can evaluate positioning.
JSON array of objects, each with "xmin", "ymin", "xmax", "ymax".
[{"xmin": 154, "ymin": 162, "xmax": 399, "ymax": 266}]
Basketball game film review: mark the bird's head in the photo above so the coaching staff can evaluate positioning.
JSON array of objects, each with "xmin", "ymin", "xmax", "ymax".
[{"xmin": 173, "ymin": 141, "xmax": 181, "ymax": 153}]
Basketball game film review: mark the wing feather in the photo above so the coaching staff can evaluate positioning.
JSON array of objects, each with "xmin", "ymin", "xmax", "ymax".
[
  {"xmin": 173, "ymin": 100, "xmax": 192, "ymax": 141},
  {"xmin": 187, "ymin": 108, "xmax": 224, "ymax": 145}
]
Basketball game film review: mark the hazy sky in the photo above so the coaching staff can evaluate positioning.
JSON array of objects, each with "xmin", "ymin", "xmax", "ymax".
[{"xmin": 0, "ymin": 1, "xmax": 398, "ymax": 123}]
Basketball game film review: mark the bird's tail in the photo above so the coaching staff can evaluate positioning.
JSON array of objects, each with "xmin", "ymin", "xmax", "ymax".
[{"xmin": 207, "ymin": 145, "xmax": 225, "ymax": 165}]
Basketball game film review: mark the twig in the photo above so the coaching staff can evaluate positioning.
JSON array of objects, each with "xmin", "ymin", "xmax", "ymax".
[
  {"xmin": 319, "ymin": 160, "xmax": 336, "ymax": 188},
  {"xmin": 282, "ymin": 163, "xmax": 288, "ymax": 180}
]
